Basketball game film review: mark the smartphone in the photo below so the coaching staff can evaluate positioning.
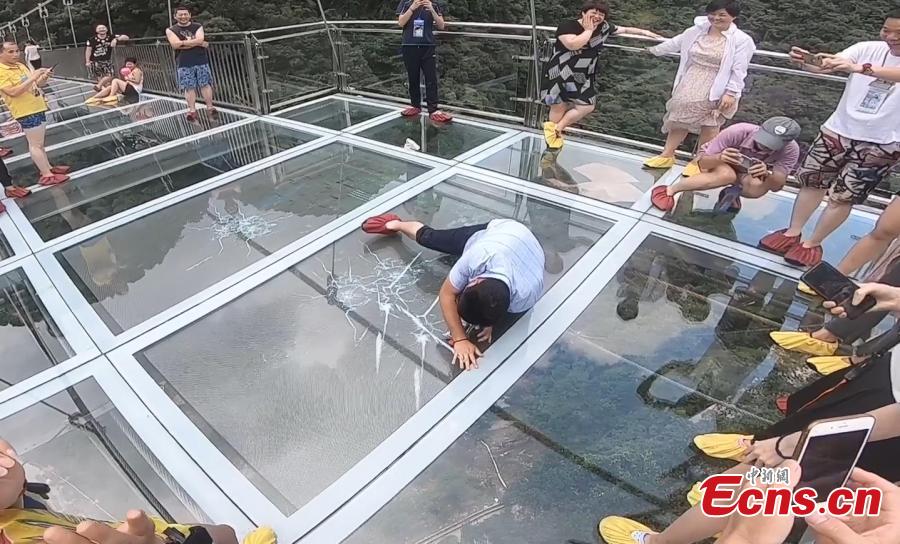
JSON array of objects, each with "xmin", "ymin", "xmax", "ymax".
[
  {"xmin": 801, "ymin": 262, "xmax": 877, "ymax": 318},
  {"xmin": 801, "ymin": 52, "xmax": 823, "ymax": 67},
  {"xmin": 793, "ymin": 415, "xmax": 875, "ymax": 504},
  {"xmin": 733, "ymin": 154, "xmax": 757, "ymax": 173}
]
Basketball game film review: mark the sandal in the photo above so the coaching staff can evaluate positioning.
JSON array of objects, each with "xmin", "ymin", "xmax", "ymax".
[
  {"xmin": 4, "ymin": 185, "xmax": 31, "ymax": 198},
  {"xmin": 429, "ymin": 110, "xmax": 453, "ymax": 123},
  {"xmin": 0, "ymin": 147, "xmax": 12, "ymax": 158},
  {"xmin": 401, "ymin": 106, "xmax": 421, "ymax": 117},
  {"xmin": 37, "ymin": 173, "xmax": 69, "ymax": 186},
  {"xmin": 650, "ymin": 186, "xmax": 675, "ymax": 212},
  {"xmin": 361, "ymin": 213, "xmax": 401, "ymax": 235},
  {"xmin": 784, "ymin": 243, "xmax": 823, "ymax": 267},
  {"xmin": 758, "ymin": 229, "xmax": 800, "ymax": 255}
]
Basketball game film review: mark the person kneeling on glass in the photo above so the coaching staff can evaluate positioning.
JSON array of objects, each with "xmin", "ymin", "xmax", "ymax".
[
  {"xmin": 651, "ymin": 117, "xmax": 801, "ymax": 214},
  {"xmin": 360, "ymin": 213, "xmax": 545, "ymax": 370}
]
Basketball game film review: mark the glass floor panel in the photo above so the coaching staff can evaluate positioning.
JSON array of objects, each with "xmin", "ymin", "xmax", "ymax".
[
  {"xmin": 356, "ymin": 116, "xmax": 505, "ymax": 159},
  {"xmin": 7, "ymin": 109, "xmax": 239, "ymax": 181},
  {"xmin": 57, "ymin": 142, "xmax": 431, "ymax": 334},
  {"xmin": 0, "ymin": 232, "xmax": 12, "ymax": 260},
  {"xmin": 664, "ymin": 189, "xmax": 876, "ymax": 267},
  {"xmin": 276, "ymin": 98, "xmax": 393, "ymax": 130},
  {"xmin": 22, "ymin": 121, "xmax": 319, "ymax": 242},
  {"xmin": 0, "ymin": 100, "xmax": 186, "ymax": 158},
  {"xmin": 136, "ymin": 174, "xmax": 610, "ymax": 514},
  {"xmin": 349, "ymin": 235, "xmax": 823, "ymax": 543},
  {"xmin": 3, "ymin": 376, "xmax": 204, "ymax": 521},
  {"xmin": 45, "ymin": 91, "xmax": 94, "ymax": 110},
  {"xmin": 476, "ymin": 135, "xmax": 665, "ymax": 208},
  {"xmin": 0, "ymin": 267, "xmax": 72, "ymax": 391}
]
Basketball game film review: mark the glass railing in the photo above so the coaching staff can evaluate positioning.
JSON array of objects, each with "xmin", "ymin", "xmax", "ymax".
[{"xmin": 37, "ymin": 19, "xmax": 898, "ymax": 198}]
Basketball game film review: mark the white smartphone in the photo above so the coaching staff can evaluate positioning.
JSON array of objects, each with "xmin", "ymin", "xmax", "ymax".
[{"xmin": 793, "ymin": 415, "xmax": 875, "ymax": 505}]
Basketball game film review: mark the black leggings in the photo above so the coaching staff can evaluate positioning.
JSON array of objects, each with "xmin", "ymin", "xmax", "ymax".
[
  {"xmin": 0, "ymin": 158, "xmax": 11, "ymax": 188},
  {"xmin": 402, "ymin": 46, "xmax": 439, "ymax": 113},
  {"xmin": 415, "ymin": 223, "xmax": 488, "ymax": 256},
  {"xmin": 30, "ymin": 58, "xmax": 42, "ymax": 70},
  {"xmin": 825, "ymin": 260, "xmax": 900, "ymax": 343}
]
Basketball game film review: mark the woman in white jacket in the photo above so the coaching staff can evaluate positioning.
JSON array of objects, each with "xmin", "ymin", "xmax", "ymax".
[{"xmin": 643, "ymin": 0, "xmax": 756, "ymax": 175}]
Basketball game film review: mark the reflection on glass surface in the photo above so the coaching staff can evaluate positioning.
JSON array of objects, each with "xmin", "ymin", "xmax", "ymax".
[
  {"xmin": 0, "ymin": 232, "xmax": 12, "ymax": 260},
  {"xmin": 2, "ymin": 377, "xmax": 205, "ymax": 521},
  {"xmin": 477, "ymin": 135, "xmax": 663, "ymax": 207},
  {"xmin": 43, "ymin": 91, "xmax": 93, "ymax": 111},
  {"xmin": 276, "ymin": 99, "xmax": 392, "ymax": 130},
  {"xmin": 23, "ymin": 121, "xmax": 319, "ymax": 241},
  {"xmin": 0, "ymin": 268, "xmax": 71, "ymax": 392},
  {"xmin": 664, "ymin": 189, "xmax": 876, "ymax": 267},
  {"xmin": 58, "ymin": 142, "xmax": 431, "ymax": 333},
  {"xmin": 357, "ymin": 116, "xmax": 503, "ymax": 159},
  {"xmin": 7, "ymin": 109, "xmax": 240, "ymax": 181},
  {"xmin": 350, "ymin": 236, "xmax": 823, "ymax": 543},
  {"xmin": 0, "ymin": 101, "xmax": 186, "ymax": 158},
  {"xmin": 136, "ymin": 175, "xmax": 610, "ymax": 514}
]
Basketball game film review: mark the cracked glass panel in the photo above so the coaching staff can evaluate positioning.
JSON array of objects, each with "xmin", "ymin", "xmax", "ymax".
[
  {"xmin": 136, "ymin": 174, "xmax": 612, "ymax": 514},
  {"xmin": 56, "ymin": 142, "xmax": 431, "ymax": 333},
  {"xmin": 22, "ymin": 121, "xmax": 318, "ymax": 242},
  {"xmin": 3, "ymin": 376, "xmax": 207, "ymax": 521},
  {"xmin": 6, "ymin": 109, "xmax": 241, "ymax": 181},
  {"xmin": 349, "ymin": 235, "xmax": 826, "ymax": 543},
  {"xmin": 0, "ymin": 267, "xmax": 72, "ymax": 392}
]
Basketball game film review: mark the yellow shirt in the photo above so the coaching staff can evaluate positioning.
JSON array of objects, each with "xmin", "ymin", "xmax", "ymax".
[{"xmin": 0, "ymin": 63, "xmax": 47, "ymax": 120}]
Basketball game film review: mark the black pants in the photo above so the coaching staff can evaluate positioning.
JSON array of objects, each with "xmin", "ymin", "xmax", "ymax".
[
  {"xmin": 0, "ymin": 157, "xmax": 11, "ymax": 189},
  {"xmin": 825, "ymin": 260, "xmax": 900, "ymax": 343},
  {"xmin": 415, "ymin": 223, "xmax": 487, "ymax": 256},
  {"xmin": 402, "ymin": 46, "xmax": 439, "ymax": 113},
  {"xmin": 30, "ymin": 58, "xmax": 42, "ymax": 70}
]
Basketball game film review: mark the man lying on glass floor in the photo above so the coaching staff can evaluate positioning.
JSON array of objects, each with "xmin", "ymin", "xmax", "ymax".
[
  {"xmin": 362, "ymin": 213, "xmax": 545, "ymax": 370},
  {"xmin": 0, "ymin": 437, "xmax": 272, "ymax": 544}
]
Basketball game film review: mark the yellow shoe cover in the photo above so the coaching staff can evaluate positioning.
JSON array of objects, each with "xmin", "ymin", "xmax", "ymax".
[
  {"xmin": 543, "ymin": 121, "xmax": 563, "ymax": 149},
  {"xmin": 599, "ymin": 516, "xmax": 656, "ymax": 544},
  {"xmin": 797, "ymin": 281, "xmax": 818, "ymax": 296},
  {"xmin": 242, "ymin": 527, "xmax": 277, "ymax": 544},
  {"xmin": 99, "ymin": 95, "xmax": 120, "ymax": 104},
  {"xmin": 693, "ymin": 433, "xmax": 754, "ymax": 461},
  {"xmin": 807, "ymin": 356, "xmax": 853, "ymax": 376},
  {"xmin": 643, "ymin": 155, "xmax": 676, "ymax": 169},
  {"xmin": 686, "ymin": 481, "xmax": 703, "ymax": 506},
  {"xmin": 682, "ymin": 161, "xmax": 702, "ymax": 177},
  {"xmin": 770, "ymin": 331, "xmax": 838, "ymax": 357}
]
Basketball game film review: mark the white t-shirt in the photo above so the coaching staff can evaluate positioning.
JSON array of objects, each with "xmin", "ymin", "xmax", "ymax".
[
  {"xmin": 24, "ymin": 45, "xmax": 39, "ymax": 61},
  {"xmin": 824, "ymin": 41, "xmax": 900, "ymax": 144},
  {"xmin": 448, "ymin": 219, "xmax": 545, "ymax": 314}
]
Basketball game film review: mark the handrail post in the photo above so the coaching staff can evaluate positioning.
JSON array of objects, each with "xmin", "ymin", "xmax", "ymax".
[
  {"xmin": 243, "ymin": 33, "xmax": 265, "ymax": 114},
  {"xmin": 527, "ymin": 0, "xmax": 542, "ymax": 130}
]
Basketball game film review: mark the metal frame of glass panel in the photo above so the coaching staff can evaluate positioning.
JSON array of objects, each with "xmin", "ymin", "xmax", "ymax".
[
  {"xmin": 105, "ymin": 163, "xmax": 638, "ymax": 540},
  {"xmin": 0, "ymin": 355, "xmax": 254, "ymax": 530},
  {"xmin": 270, "ymin": 95, "xmax": 402, "ymax": 131},
  {"xmin": 0, "ymin": 256, "xmax": 99, "ymax": 405}
]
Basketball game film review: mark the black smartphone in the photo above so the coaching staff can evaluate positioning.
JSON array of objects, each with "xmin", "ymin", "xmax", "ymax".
[
  {"xmin": 793, "ymin": 416, "xmax": 874, "ymax": 502},
  {"xmin": 801, "ymin": 262, "xmax": 877, "ymax": 318}
]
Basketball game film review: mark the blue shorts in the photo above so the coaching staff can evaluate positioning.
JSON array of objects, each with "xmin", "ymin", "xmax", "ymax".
[
  {"xmin": 177, "ymin": 64, "xmax": 213, "ymax": 91},
  {"xmin": 17, "ymin": 112, "xmax": 46, "ymax": 130}
]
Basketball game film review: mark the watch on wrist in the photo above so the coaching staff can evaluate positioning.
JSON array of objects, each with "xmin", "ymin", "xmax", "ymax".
[{"xmin": 861, "ymin": 63, "xmax": 875, "ymax": 76}]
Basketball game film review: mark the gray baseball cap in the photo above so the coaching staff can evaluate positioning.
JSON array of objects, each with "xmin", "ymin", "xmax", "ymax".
[{"xmin": 753, "ymin": 116, "xmax": 802, "ymax": 151}]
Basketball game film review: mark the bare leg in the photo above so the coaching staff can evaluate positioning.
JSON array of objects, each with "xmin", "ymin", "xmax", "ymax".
[
  {"xmin": 783, "ymin": 187, "xmax": 827, "ymax": 238},
  {"xmin": 555, "ymin": 104, "xmax": 595, "ymax": 133},
  {"xmin": 697, "ymin": 125, "xmax": 719, "ymax": 149},
  {"xmin": 385, "ymin": 219, "xmax": 425, "ymax": 241},
  {"xmin": 184, "ymin": 89, "xmax": 198, "ymax": 112},
  {"xmin": 802, "ymin": 200, "xmax": 853, "ymax": 248},
  {"xmin": 646, "ymin": 465, "xmax": 746, "ymax": 544},
  {"xmin": 97, "ymin": 75, "xmax": 113, "ymax": 88},
  {"xmin": 200, "ymin": 85, "xmax": 214, "ymax": 109},
  {"xmin": 660, "ymin": 128, "xmax": 689, "ymax": 158},
  {"xmin": 836, "ymin": 198, "xmax": 900, "ymax": 275},
  {"xmin": 24, "ymin": 125, "xmax": 52, "ymax": 176},
  {"xmin": 666, "ymin": 164, "xmax": 736, "ymax": 196},
  {"xmin": 548, "ymin": 103, "xmax": 568, "ymax": 124}
]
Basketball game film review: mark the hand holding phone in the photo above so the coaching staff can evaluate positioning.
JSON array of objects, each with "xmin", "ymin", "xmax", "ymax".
[
  {"xmin": 793, "ymin": 416, "xmax": 874, "ymax": 502},
  {"xmin": 801, "ymin": 52, "xmax": 824, "ymax": 67},
  {"xmin": 801, "ymin": 262, "xmax": 878, "ymax": 319}
]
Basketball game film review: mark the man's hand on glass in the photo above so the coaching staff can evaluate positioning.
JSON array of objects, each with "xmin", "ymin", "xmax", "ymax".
[{"xmin": 451, "ymin": 338, "xmax": 482, "ymax": 370}]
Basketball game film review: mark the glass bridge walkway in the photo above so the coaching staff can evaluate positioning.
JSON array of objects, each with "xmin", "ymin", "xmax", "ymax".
[{"xmin": 0, "ymin": 78, "xmax": 881, "ymax": 544}]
